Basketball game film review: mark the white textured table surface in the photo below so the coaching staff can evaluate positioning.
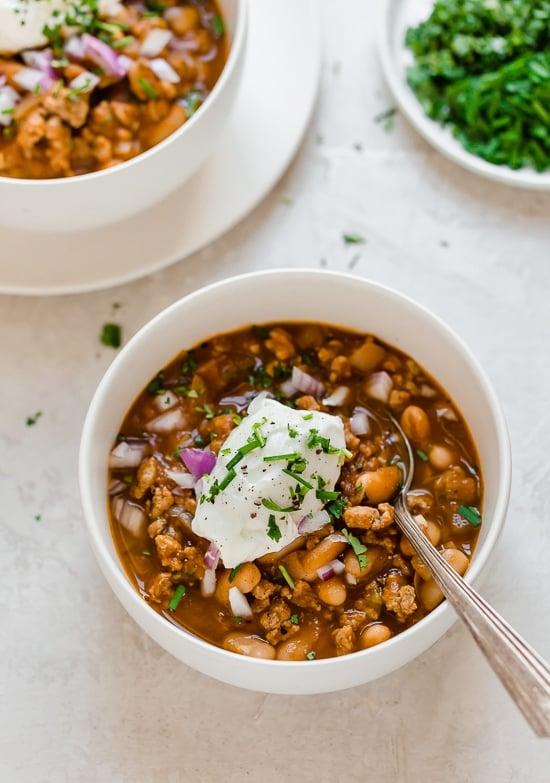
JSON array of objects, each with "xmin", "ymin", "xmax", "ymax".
[{"xmin": 1, "ymin": 3, "xmax": 549, "ymax": 781}]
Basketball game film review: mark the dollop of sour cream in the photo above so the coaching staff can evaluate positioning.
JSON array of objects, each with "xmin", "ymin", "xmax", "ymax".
[
  {"xmin": 192, "ymin": 395, "xmax": 347, "ymax": 568},
  {"xmin": 0, "ymin": 0, "xmax": 70, "ymax": 55}
]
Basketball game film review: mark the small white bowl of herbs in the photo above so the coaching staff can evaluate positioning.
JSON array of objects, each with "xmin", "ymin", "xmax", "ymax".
[{"xmin": 377, "ymin": 0, "xmax": 550, "ymax": 189}]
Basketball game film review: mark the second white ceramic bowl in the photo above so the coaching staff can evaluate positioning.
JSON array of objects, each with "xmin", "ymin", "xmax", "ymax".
[
  {"xmin": 79, "ymin": 269, "xmax": 511, "ymax": 694},
  {"xmin": 0, "ymin": 0, "xmax": 247, "ymax": 233}
]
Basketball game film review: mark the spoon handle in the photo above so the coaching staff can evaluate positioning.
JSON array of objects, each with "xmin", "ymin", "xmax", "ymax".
[{"xmin": 395, "ymin": 503, "xmax": 550, "ymax": 737}]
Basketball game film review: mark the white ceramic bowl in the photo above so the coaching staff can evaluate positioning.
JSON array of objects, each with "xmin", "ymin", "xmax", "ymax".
[
  {"xmin": 79, "ymin": 269, "xmax": 511, "ymax": 694},
  {"xmin": 0, "ymin": 0, "xmax": 247, "ymax": 233}
]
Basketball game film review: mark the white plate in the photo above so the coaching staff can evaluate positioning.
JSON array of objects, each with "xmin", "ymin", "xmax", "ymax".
[
  {"xmin": 377, "ymin": 0, "xmax": 550, "ymax": 191},
  {"xmin": 0, "ymin": 0, "xmax": 320, "ymax": 296}
]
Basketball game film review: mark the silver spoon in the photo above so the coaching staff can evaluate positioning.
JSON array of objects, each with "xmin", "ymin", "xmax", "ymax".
[{"xmin": 389, "ymin": 415, "xmax": 550, "ymax": 737}]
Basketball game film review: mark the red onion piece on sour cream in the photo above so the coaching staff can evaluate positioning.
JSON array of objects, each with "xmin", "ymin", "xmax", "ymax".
[
  {"xmin": 204, "ymin": 542, "xmax": 220, "ymax": 570},
  {"xmin": 291, "ymin": 366, "xmax": 325, "ymax": 398},
  {"xmin": 180, "ymin": 448, "xmax": 216, "ymax": 479},
  {"xmin": 298, "ymin": 510, "xmax": 330, "ymax": 535},
  {"xmin": 229, "ymin": 587, "xmax": 253, "ymax": 619},
  {"xmin": 316, "ymin": 559, "xmax": 345, "ymax": 581},
  {"xmin": 365, "ymin": 371, "xmax": 393, "ymax": 403}
]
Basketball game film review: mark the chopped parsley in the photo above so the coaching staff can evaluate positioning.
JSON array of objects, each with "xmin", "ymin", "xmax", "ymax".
[
  {"xmin": 267, "ymin": 514, "xmax": 282, "ymax": 543},
  {"xmin": 168, "ymin": 584, "xmax": 186, "ymax": 611},
  {"xmin": 26, "ymin": 411, "xmax": 42, "ymax": 427},
  {"xmin": 342, "ymin": 528, "xmax": 368, "ymax": 571},
  {"xmin": 458, "ymin": 505, "xmax": 482, "ymax": 527},
  {"xmin": 100, "ymin": 322, "xmax": 121, "ymax": 349},
  {"xmin": 278, "ymin": 564, "xmax": 295, "ymax": 589}
]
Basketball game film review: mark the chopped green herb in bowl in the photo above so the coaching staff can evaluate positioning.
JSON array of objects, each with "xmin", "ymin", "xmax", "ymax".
[{"xmin": 405, "ymin": 0, "xmax": 550, "ymax": 172}]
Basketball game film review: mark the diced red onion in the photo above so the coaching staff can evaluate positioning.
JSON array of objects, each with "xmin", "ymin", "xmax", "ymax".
[
  {"xmin": 69, "ymin": 71, "xmax": 101, "ymax": 93},
  {"xmin": 118, "ymin": 55, "xmax": 133, "ymax": 74},
  {"xmin": 201, "ymin": 568, "xmax": 217, "ymax": 597},
  {"xmin": 111, "ymin": 497, "xmax": 146, "ymax": 537},
  {"xmin": 322, "ymin": 386, "xmax": 350, "ymax": 407},
  {"xmin": 21, "ymin": 49, "xmax": 56, "ymax": 86},
  {"xmin": 0, "ymin": 86, "xmax": 19, "ymax": 127},
  {"xmin": 108, "ymin": 479, "xmax": 127, "ymax": 495},
  {"xmin": 169, "ymin": 37, "xmax": 198, "ymax": 52},
  {"xmin": 153, "ymin": 389, "xmax": 179, "ymax": 412},
  {"xmin": 325, "ymin": 533, "xmax": 348, "ymax": 544},
  {"xmin": 218, "ymin": 393, "xmax": 254, "ymax": 411},
  {"xmin": 140, "ymin": 29, "xmax": 172, "ymax": 58},
  {"xmin": 82, "ymin": 34, "xmax": 127, "ymax": 78},
  {"xmin": 149, "ymin": 57, "xmax": 180, "ymax": 84},
  {"xmin": 163, "ymin": 6, "xmax": 181, "ymax": 21},
  {"xmin": 65, "ymin": 36, "xmax": 87, "ymax": 60},
  {"xmin": 204, "ymin": 542, "xmax": 220, "ymax": 570},
  {"xmin": 298, "ymin": 510, "xmax": 330, "ymax": 535},
  {"xmin": 420, "ymin": 384, "xmax": 437, "ymax": 399},
  {"xmin": 291, "ymin": 366, "xmax": 325, "ymax": 398},
  {"xmin": 146, "ymin": 407, "xmax": 186, "ymax": 433},
  {"xmin": 180, "ymin": 447, "xmax": 216, "ymax": 479},
  {"xmin": 437, "ymin": 406, "xmax": 458, "ymax": 422},
  {"xmin": 280, "ymin": 379, "xmax": 297, "ymax": 398},
  {"xmin": 350, "ymin": 407, "xmax": 370, "ymax": 436},
  {"xmin": 345, "ymin": 572, "xmax": 357, "ymax": 585},
  {"xmin": 109, "ymin": 440, "xmax": 147, "ymax": 469},
  {"xmin": 316, "ymin": 558, "xmax": 345, "ymax": 581},
  {"xmin": 365, "ymin": 371, "xmax": 393, "ymax": 403},
  {"xmin": 228, "ymin": 586, "xmax": 253, "ymax": 619},
  {"xmin": 98, "ymin": 0, "xmax": 124, "ymax": 15},
  {"xmin": 13, "ymin": 68, "xmax": 48, "ymax": 93},
  {"xmin": 165, "ymin": 469, "xmax": 196, "ymax": 489}
]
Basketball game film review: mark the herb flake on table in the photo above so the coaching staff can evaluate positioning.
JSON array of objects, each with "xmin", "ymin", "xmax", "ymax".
[
  {"xmin": 342, "ymin": 232, "xmax": 366, "ymax": 245},
  {"xmin": 374, "ymin": 106, "xmax": 397, "ymax": 131},
  {"xmin": 100, "ymin": 322, "xmax": 121, "ymax": 349},
  {"xmin": 26, "ymin": 411, "xmax": 43, "ymax": 427}
]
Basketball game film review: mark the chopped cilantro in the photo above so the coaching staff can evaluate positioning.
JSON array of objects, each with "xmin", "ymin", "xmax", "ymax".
[
  {"xmin": 211, "ymin": 13, "xmax": 224, "ymax": 37},
  {"xmin": 100, "ymin": 322, "xmax": 121, "ymax": 348},
  {"xmin": 181, "ymin": 352, "xmax": 198, "ymax": 375},
  {"xmin": 278, "ymin": 564, "xmax": 295, "ymax": 589},
  {"xmin": 194, "ymin": 404, "xmax": 215, "ymax": 419},
  {"xmin": 267, "ymin": 514, "xmax": 282, "ymax": 542},
  {"xmin": 416, "ymin": 449, "xmax": 429, "ymax": 462},
  {"xmin": 232, "ymin": 414, "xmax": 242, "ymax": 425},
  {"xmin": 306, "ymin": 651, "xmax": 317, "ymax": 660},
  {"xmin": 290, "ymin": 613, "xmax": 299, "ymax": 625},
  {"xmin": 168, "ymin": 584, "xmax": 186, "ymax": 611},
  {"xmin": 147, "ymin": 372, "xmax": 165, "ymax": 394},
  {"xmin": 229, "ymin": 564, "xmax": 242, "ymax": 582},
  {"xmin": 288, "ymin": 425, "xmax": 299, "ymax": 438},
  {"xmin": 342, "ymin": 528, "xmax": 368, "ymax": 570}
]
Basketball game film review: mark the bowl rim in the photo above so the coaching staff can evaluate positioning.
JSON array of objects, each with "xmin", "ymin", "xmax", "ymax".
[
  {"xmin": 0, "ymin": 0, "xmax": 247, "ymax": 188},
  {"xmin": 79, "ymin": 268, "xmax": 512, "ymax": 671}
]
